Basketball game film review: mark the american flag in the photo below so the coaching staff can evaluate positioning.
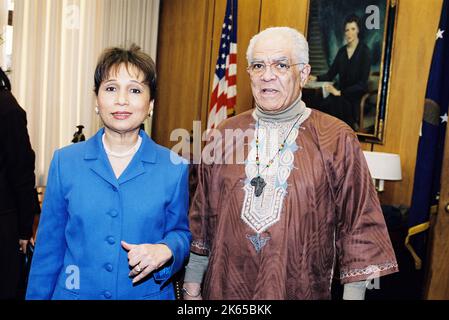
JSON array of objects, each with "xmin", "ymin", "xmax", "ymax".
[{"xmin": 207, "ymin": 0, "xmax": 237, "ymax": 130}]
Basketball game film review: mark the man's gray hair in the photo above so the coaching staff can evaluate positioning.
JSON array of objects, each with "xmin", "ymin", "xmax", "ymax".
[{"xmin": 246, "ymin": 27, "xmax": 309, "ymax": 65}]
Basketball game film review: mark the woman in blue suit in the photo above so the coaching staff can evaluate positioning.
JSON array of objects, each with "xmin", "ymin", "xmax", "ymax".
[{"xmin": 26, "ymin": 45, "xmax": 191, "ymax": 300}]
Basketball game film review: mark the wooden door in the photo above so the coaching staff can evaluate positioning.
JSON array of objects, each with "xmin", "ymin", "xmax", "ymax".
[
  {"xmin": 153, "ymin": 0, "xmax": 214, "ymax": 149},
  {"xmin": 425, "ymin": 122, "xmax": 449, "ymax": 299}
]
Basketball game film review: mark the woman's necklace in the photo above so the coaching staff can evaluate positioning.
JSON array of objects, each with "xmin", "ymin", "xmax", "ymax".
[
  {"xmin": 103, "ymin": 134, "xmax": 142, "ymax": 158},
  {"xmin": 250, "ymin": 113, "xmax": 303, "ymax": 197}
]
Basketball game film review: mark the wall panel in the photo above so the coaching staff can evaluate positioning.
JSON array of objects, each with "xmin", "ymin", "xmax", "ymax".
[
  {"xmin": 376, "ymin": 0, "xmax": 443, "ymax": 206},
  {"xmin": 153, "ymin": 0, "xmax": 213, "ymax": 148},
  {"xmin": 260, "ymin": 0, "xmax": 309, "ymax": 32}
]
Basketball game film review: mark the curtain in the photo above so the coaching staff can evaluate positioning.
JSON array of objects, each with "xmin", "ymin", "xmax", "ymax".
[
  {"xmin": 11, "ymin": 0, "xmax": 160, "ymax": 185},
  {"xmin": 102, "ymin": 0, "xmax": 159, "ymax": 58}
]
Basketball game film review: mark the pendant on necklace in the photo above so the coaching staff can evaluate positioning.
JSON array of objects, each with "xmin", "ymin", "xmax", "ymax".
[{"xmin": 250, "ymin": 175, "xmax": 266, "ymax": 197}]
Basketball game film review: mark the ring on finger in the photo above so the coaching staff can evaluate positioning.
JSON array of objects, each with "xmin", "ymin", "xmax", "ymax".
[{"xmin": 135, "ymin": 264, "xmax": 141, "ymax": 272}]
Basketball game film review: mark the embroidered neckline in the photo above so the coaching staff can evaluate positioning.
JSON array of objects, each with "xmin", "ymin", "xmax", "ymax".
[
  {"xmin": 251, "ymin": 113, "xmax": 304, "ymax": 197},
  {"xmin": 241, "ymin": 117, "xmax": 305, "ymax": 252}
]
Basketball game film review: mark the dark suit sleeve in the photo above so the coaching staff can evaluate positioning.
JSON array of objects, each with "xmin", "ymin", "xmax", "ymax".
[
  {"xmin": 2, "ymin": 107, "xmax": 40, "ymax": 239},
  {"xmin": 317, "ymin": 48, "xmax": 343, "ymax": 82}
]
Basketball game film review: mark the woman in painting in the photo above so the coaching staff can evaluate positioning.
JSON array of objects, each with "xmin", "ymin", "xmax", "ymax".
[{"xmin": 309, "ymin": 14, "xmax": 371, "ymax": 130}]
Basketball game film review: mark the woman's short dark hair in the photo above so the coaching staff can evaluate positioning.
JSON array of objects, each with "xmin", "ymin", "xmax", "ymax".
[
  {"xmin": 344, "ymin": 14, "xmax": 361, "ymax": 31},
  {"xmin": 94, "ymin": 44, "xmax": 156, "ymax": 99}
]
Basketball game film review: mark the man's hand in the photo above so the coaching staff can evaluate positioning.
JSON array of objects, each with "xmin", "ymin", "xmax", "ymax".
[
  {"xmin": 182, "ymin": 282, "xmax": 202, "ymax": 300},
  {"xmin": 19, "ymin": 239, "xmax": 29, "ymax": 254},
  {"xmin": 121, "ymin": 241, "xmax": 173, "ymax": 284}
]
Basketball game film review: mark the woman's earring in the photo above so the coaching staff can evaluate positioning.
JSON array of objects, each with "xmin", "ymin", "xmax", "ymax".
[
  {"xmin": 149, "ymin": 101, "xmax": 154, "ymax": 118},
  {"xmin": 95, "ymin": 107, "xmax": 99, "ymax": 115}
]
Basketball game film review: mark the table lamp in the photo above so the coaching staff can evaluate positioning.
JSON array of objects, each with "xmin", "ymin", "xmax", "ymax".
[{"xmin": 363, "ymin": 151, "xmax": 402, "ymax": 192}]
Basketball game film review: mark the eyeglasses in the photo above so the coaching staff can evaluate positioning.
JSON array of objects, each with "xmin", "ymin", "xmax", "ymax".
[{"xmin": 247, "ymin": 61, "xmax": 305, "ymax": 76}]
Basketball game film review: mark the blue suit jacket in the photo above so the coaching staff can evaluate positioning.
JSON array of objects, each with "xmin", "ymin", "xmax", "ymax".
[{"xmin": 26, "ymin": 129, "xmax": 191, "ymax": 300}]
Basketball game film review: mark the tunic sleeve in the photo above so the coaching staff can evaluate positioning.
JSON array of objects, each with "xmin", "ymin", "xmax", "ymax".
[
  {"xmin": 332, "ymin": 128, "xmax": 399, "ymax": 284},
  {"xmin": 189, "ymin": 161, "xmax": 212, "ymax": 256},
  {"xmin": 188, "ymin": 126, "xmax": 227, "ymax": 257}
]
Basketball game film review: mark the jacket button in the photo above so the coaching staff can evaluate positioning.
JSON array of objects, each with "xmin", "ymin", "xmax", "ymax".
[
  {"xmin": 108, "ymin": 210, "xmax": 118, "ymax": 217},
  {"xmin": 103, "ymin": 291, "xmax": 112, "ymax": 299},
  {"xmin": 106, "ymin": 236, "xmax": 115, "ymax": 245},
  {"xmin": 111, "ymin": 185, "xmax": 118, "ymax": 192},
  {"xmin": 104, "ymin": 263, "xmax": 113, "ymax": 272}
]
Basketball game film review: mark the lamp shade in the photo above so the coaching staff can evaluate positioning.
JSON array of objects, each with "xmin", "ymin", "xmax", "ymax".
[{"xmin": 363, "ymin": 151, "xmax": 402, "ymax": 181}]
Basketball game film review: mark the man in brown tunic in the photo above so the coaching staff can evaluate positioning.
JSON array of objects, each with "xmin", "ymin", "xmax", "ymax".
[{"xmin": 183, "ymin": 27, "xmax": 398, "ymax": 300}]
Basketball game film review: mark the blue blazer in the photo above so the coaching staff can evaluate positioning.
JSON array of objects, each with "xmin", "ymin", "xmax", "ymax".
[{"xmin": 26, "ymin": 128, "xmax": 191, "ymax": 300}]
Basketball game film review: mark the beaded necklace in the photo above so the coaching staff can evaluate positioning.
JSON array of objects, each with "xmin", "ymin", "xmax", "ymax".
[{"xmin": 250, "ymin": 113, "xmax": 303, "ymax": 197}]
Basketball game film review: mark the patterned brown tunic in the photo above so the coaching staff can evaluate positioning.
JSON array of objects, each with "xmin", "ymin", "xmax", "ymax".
[{"xmin": 189, "ymin": 108, "xmax": 398, "ymax": 300}]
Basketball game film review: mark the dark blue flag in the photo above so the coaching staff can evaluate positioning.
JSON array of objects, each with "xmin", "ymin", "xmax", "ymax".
[{"xmin": 406, "ymin": 0, "xmax": 449, "ymax": 270}]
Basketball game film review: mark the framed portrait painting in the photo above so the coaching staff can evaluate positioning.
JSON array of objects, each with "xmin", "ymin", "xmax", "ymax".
[{"xmin": 303, "ymin": 0, "xmax": 398, "ymax": 143}]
